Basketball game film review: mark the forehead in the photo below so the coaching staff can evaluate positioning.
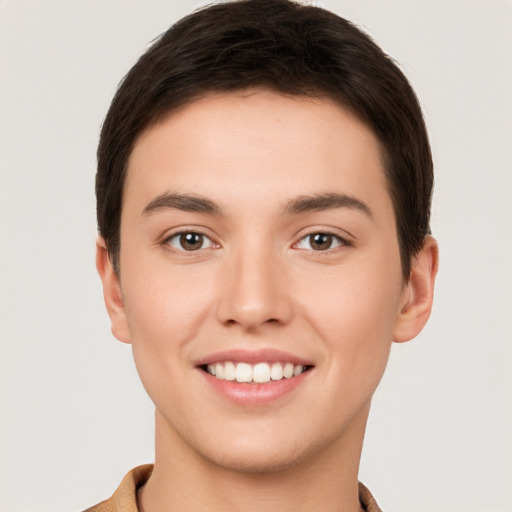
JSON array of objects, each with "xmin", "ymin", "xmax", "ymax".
[{"xmin": 124, "ymin": 90, "xmax": 391, "ymax": 220}]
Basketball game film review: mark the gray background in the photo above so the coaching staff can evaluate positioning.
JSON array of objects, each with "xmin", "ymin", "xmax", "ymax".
[{"xmin": 1, "ymin": 1, "xmax": 511, "ymax": 510}]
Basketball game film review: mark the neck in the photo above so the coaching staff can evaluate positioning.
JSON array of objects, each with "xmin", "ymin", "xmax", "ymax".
[{"xmin": 138, "ymin": 407, "xmax": 369, "ymax": 512}]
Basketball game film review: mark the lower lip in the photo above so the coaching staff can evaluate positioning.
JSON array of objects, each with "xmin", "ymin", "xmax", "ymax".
[{"xmin": 200, "ymin": 369, "xmax": 311, "ymax": 405}]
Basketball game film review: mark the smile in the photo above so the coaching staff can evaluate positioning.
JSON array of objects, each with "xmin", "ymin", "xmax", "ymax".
[{"xmin": 205, "ymin": 361, "xmax": 309, "ymax": 383}]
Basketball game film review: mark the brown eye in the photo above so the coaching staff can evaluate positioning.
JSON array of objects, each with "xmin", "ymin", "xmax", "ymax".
[
  {"xmin": 180, "ymin": 233, "xmax": 203, "ymax": 250},
  {"xmin": 167, "ymin": 232, "xmax": 213, "ymax": 251},
  {"xmin": 297, "ymin": 232, "xmax": 345, "ymax": 251},
  {"xmin": 310, "ymin": 233, "xmax": 333, "ymax": 250}
]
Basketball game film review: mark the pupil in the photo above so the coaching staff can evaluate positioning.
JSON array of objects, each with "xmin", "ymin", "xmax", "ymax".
[
  {"xmin": 311, "ymin": 233, "xmax": 332, "ymax": 250},
  {"xmin": 181, "ymin": 233, "xmax": 202, "ymax": 250}
]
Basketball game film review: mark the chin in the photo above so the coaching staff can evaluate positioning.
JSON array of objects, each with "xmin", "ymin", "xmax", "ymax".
[
  {"xmin": 201, "ymin": 440, "xmax": 312, "ymax": 474},
  {"xmin": 189, "ymin": 419, "xmax": 349, "ymax": 476}
]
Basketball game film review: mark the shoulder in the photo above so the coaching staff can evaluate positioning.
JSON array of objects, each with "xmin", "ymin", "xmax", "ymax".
[
  {"xmin": 83, "ymin": 464, "xmax": 153, "ymax": 512},
  {"xmin": 359, "ymin": 481, "xmax": 383, "ymax": 512}
]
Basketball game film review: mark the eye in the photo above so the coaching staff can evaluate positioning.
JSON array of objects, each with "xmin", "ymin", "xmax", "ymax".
[
  {"xmin": 296, "ymin": 232, "xmax": 346, "ymax": 251},
  {"xmin": 166, "ymin": 232, "xmax": 214, "ymax": 252}
]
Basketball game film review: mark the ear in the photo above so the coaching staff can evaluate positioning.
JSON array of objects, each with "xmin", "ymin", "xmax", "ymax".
[
  {"xmin": 95, "ymin": 237, "xmax": 132, "ymax": 344},
  {"xmin": 393, "ymin": 236, "xmax": 439, "ymax": 343}
]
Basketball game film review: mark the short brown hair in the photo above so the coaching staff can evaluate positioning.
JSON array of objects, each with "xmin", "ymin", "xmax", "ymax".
[{"xmin": 97, "ymin": 0, "xmax": 433, "ymax": 278}]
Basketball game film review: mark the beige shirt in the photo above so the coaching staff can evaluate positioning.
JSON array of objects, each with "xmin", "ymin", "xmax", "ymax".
[{"xmin": 84, "ymin": 464, "xmax": 382, "ymax": 512}]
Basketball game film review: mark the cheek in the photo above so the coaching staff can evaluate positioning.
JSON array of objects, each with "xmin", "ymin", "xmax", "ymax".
[
  {"xmin": 122, "ymin": 259, "xmax": 215, "ymax": 339},
  {"xmin": 294, "ymin": 256, "xmax": 403, "ymax": 378},
  {"xmin": 121, "ymin": 269, "xmax": 214, "ymax": 414},
  {"xmin": 297, "ymin": 261, "xmax": 402, "ymax": 337},
  {"xmin": 298, "ymin": 279, "xmax": 399, "ymax": 426}
]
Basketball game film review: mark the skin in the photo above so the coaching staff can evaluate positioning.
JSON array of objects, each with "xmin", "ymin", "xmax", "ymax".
[{"xmin": 97, "ymin": 90, "xmax": 438, "ymax": 511}]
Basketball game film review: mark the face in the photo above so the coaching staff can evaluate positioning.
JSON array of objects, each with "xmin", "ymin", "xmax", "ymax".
[{"xmin": 99, "ymin": 90, "xmax": 432, "ymax": 473}]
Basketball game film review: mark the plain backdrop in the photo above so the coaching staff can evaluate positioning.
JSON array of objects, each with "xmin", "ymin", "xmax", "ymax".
[{"xmin": 1, "ymin": 1, "xmax": 511, "ymax": 511}]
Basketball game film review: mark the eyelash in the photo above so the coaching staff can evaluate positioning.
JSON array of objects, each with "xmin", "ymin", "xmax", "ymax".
[
  {"xmin": 163, "ymin": 229, "xmax": 217, "ymax": 254},
  {"xmin": 294, "ymin": 232, "xmax": 352, "ymax": 253},
  {"xmin": 162, "ymin": 228, "xmax": 352, "ymax": 257}
]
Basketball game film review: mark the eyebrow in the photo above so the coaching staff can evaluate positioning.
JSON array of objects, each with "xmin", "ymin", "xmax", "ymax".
[
  {"xmin": 141, "ymin": 191, "xmax": 372, "ymax": 218},
  {"xmin": 142, "ymin": 193, "xmax": 222, "ymax": 216},
  {"xmin": 284, "ymin": 192, "xmax": 373, "ymax": 218}
]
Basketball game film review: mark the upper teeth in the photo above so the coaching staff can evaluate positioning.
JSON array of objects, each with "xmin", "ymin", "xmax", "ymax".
[{"xmin": 206, "ymin": 361, "xmax": 306, "ymax": 383}]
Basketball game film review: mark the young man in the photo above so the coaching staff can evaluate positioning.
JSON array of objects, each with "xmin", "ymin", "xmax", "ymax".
[{"xmin": 89, "ymin": 0, "xmax": 438, "ymax": 510}]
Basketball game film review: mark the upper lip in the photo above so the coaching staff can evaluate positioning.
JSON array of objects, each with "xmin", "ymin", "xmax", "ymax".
[{"xmin": 194, "ymin": 348, "xmax": 314, "ymax": 367}]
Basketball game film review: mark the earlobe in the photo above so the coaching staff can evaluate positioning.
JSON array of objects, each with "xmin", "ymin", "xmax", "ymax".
[
  {"xmin": 95, "ymin": 237, "xmax": 132, "ymax": 344},
  {"xmin": 393, "ymin": 236, "xmax": 439, "ymax": 343}
]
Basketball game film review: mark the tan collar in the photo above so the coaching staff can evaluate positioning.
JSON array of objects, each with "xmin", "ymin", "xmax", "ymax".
[{"xmin": 85, "ymin": 464, "xmax": 382, "ymax": 511}]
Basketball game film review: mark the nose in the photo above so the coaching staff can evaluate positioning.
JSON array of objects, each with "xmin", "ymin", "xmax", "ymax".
[{"xmin": 215, "ymin": 243, "xmax": 293, "ymax": 332}]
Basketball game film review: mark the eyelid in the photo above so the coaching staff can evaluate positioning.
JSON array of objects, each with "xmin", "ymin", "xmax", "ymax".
[
  {"xmin": 161, "ymin": 226, "xmax": 220, "ymax": 253},
  {"xmin": 168, "ymin": 232, "xmax": 213, "ymax": 251},
  {"xmin": 296, "ymin": 234, "xmax": 344, "ymax": 250},
  {"xmin": 292, "ymin": 228, "xmax": 354, "ymax": 252}
]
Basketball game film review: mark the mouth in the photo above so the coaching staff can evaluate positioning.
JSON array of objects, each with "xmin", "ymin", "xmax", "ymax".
[
  {"xmin": 195, "ymin": 349, "xmax": 314, "ymax": 404},
  {"xmin": 200, "ymin": 361, "xmax": 312, "ymax": 384}
]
